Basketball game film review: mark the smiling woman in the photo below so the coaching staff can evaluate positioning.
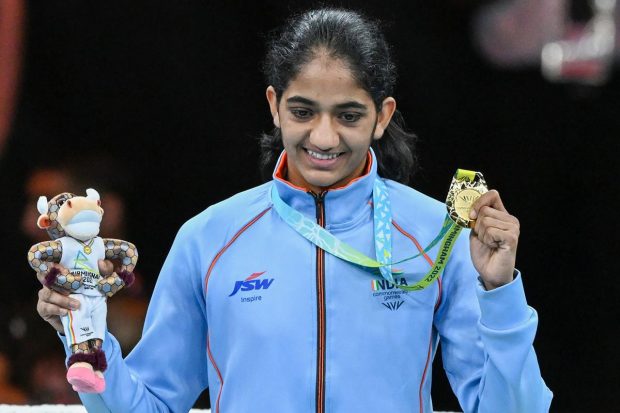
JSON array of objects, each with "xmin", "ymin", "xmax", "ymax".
[{"xmin": 33, "ymin": 7, "xmax": 552, "ymax": 413}]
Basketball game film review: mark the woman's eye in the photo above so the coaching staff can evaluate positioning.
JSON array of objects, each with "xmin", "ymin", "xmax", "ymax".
[
  {"xmin": 291, "ymin": 109, "xmax": 313, "ymax": 119},
  {"xmin": 57, "ymin": 199, "xmax": 65, "ymax": 207},
  {"xmin": 340, "ymin": 112, "xmax": 361, "ymax": 123}
]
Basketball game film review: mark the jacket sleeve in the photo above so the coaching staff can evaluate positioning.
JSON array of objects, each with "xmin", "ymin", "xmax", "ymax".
[
  {"xmin": 60, "ymin": 220, "xmax": 210, "ymax": 413},
  {"xmin": 434, "ymin": 235, "xmax": 553, "ymax": 413}
]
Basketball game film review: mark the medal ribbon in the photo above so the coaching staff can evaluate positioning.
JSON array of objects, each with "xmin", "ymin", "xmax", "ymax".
[{"xmin": 270, "ymin": 177, "xmax": 464, "ymax": 291}]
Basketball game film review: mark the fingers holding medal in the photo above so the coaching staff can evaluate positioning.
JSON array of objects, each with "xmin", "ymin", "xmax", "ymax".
[
  {"xmin": 446, "ymin": 170, "xmax": 520, "ymax": 289},
  {"xmin": 469, "ymin": 190, "xmax": 520, "ymax": 250}
]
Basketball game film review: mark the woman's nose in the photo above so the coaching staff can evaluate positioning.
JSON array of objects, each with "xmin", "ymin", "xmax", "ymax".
[{"xmin": 308, "ymin": 115, "xmax": 339, "ymax": 150}]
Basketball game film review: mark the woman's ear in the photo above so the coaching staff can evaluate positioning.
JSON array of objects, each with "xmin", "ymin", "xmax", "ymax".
[
  {"xmin": 266, "ymin": 86, "xmax": 281, "ymax": 128},
  {"xmin": 373, "ymin": 97, "xmax": 396, "ymax": 140}
]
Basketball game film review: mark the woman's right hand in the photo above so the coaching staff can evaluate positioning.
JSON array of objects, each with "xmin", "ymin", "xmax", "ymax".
[
  {"xmin": 36, "ymin": 285, "xmax": 80, "ymax": 333},
  {"xmin": 36, "ymin": 259, "xmax": 115, "ymax": 333},
  {"xmin": 35, "ymin": 263, "xmax": 80, "ymax": 334}
]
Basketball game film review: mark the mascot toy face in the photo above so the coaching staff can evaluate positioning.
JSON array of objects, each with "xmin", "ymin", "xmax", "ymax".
[{"xmin": 36, "ymin": 188, "xmax": 104, "ymax": 241}]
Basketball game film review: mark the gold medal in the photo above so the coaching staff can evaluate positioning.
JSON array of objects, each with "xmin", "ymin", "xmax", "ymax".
[
  {"xmin": 80, "ymin": 239, "xmax": 94, "ymax": 254},
  {"xmin": 446, "ymin": 169, "xmax": 488, "ymax": 228}
]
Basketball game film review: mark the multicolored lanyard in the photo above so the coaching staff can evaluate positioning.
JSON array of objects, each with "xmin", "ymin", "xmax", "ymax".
[{"xmin": 270, "ymin": 179, "xmax": 462, "ymax": 291}]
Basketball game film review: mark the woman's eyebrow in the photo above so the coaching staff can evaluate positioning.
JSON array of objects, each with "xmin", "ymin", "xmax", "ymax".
[
  {"xmin": 286, "ymin": 96, "xmax": 316, "ymax": 106},
  {"xmin": 333, "ymin": 101, "xmax": 368, "ymax": 111},
  {"xmin": 286, "ymin": 96, "xmax": 368, "ymax": 111}
]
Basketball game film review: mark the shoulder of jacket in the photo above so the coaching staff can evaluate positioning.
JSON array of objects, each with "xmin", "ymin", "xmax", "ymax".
[
  {"xmin": 176, "ymin": 182, "xmax": 273, "ymax": 242},
  {"xmin": 383, "ymin": 179, "xmax": 453, "ymax": 240},
  {"xmin": 384, "ymin": 179, "xmax": 444, "ymax": 217}
]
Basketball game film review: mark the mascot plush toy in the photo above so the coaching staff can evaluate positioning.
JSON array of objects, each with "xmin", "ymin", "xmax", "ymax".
[{"xmin": 27, "ymin": 188, "xmax": 138, "ymax": 393}]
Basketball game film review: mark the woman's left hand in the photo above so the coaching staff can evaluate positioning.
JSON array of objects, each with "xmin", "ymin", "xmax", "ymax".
[{"xmin": 468, "ymin": 190, "xmax": 520, "ymax": 290}]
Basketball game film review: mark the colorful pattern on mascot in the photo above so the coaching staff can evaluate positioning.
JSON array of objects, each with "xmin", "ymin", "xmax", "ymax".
[{"xmin": 27, "ymin": 188, "xmax": 138, "ymax": 394}]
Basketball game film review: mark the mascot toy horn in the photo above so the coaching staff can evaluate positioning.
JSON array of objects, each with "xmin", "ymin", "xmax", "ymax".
[{"xmin": 27, "ymin": 188, "xmax": 138, "ymax": 394}]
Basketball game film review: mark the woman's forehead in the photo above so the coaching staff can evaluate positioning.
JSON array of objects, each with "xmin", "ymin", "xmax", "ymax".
[{"xmin": 283, "ymin": 56, "xmax": 371, "ymax": 105}]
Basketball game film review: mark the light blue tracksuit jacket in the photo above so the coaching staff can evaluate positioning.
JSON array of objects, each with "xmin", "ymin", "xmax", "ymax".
[{"xmin": 66, "ymin": 150, "xmax": 552, "ymax": 412}]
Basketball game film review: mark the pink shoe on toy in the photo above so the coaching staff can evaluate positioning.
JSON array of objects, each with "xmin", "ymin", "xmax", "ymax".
[{"xmin": 66, "ymin": 364, "xmax": 106, "ymax": 393}]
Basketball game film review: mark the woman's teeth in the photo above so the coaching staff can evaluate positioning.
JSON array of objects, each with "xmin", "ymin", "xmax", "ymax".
[{"xmin": 307, "ymin": 149, "xmax": 340, "ymax": 160}]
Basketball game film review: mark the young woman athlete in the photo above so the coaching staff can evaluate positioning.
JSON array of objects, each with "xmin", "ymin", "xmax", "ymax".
[{"xmin": 36, "ymin": 8, "xmax": 552, "ymax": 413}]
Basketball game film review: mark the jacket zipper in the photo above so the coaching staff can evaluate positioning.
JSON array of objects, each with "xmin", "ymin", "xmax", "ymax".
[{"xmin": 312, "ymin": 191, "xmax": 327, "ymax": 413}]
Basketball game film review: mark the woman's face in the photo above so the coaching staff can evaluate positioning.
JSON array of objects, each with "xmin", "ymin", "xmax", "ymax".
[{"xmin": 267, "ymin": 55, "xmax": 395, "ymax": 193}]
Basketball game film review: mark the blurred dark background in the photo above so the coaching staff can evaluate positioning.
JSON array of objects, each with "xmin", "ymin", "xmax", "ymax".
[{"xmin": 0, "ymin": 0, "xmax": 618, "ymax": 411}]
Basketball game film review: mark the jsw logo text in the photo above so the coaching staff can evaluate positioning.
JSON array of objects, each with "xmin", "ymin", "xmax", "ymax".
[{"xmin": 229, "ymin": 271, "xmax": 274, "ymax": 297}]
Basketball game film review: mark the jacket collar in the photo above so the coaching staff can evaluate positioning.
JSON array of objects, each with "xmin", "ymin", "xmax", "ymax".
[{"xmin": 271, "ymin": 149, "xmax": 377, "ymax": 228}]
